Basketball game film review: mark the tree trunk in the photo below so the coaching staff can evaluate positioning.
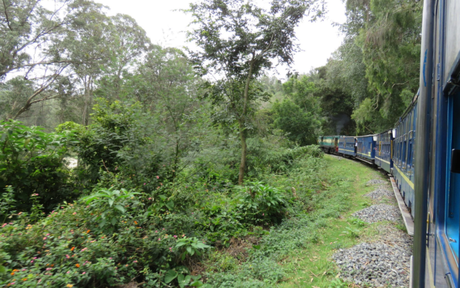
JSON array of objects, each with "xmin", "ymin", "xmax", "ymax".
[
  {"xmin": 238, "ymin": 59, "xmax": 254, "ymax": 186},
  {"xmin": 238, "ymin": 119, "xmax": 247, "ymax": 185},
  {"xmin": 82, "ymin": 76, "xmax": 93, "ymax": 126}
]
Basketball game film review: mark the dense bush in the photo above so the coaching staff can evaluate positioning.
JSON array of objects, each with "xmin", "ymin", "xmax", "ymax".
[
  {"xmin": 233, "ymin": 182, "xmax": 288, "ymax": 225},
  {"xmin": 0, "ymin": 185, "xmax": 212, "ymax": 287},
  {"xmin": 61, "ymin": 100, "xmax": 173, "ymax": 193},
  {"xmin": 0, "ymin": 95, "xmax": 329, "ymax": 287},
  {"xmin": 188, "ymin": 135, "xmax": 323, "ymax": 187},
  {"xmin": 0, "ymin": 120, "xmax": 79, "ymax": 214}
]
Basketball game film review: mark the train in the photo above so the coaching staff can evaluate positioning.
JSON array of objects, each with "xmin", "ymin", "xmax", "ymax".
[{"xmin": 318, "ymin": 0, "xmax": 460, "ymax": 287}]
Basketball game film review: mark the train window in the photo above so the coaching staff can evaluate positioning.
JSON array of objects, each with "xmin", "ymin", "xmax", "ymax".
[
  {"xmin": 399, "ymin": 141, "xmax": 402, "ymax": 164},
  {"xmin": 407, "ymin": 140, "xmax": 412, "ymax": 168},
  {"xmin": 403, "ymin": 140, "xmax": 407, "ymax": 167},
  {"xmin": 451, "ymin": 149, "xmax": 460, "ymax": 174},
  {"xmin": 445, "ymin": 94, "xmax": 460, "ymax": 258}
]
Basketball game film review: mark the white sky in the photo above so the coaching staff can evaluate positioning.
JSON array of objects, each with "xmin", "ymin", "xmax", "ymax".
[{"xmin": 95, "ymin": 0, "xmax": 346, "ymax": 77}]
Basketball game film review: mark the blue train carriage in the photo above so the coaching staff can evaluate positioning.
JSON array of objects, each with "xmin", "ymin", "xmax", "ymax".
[
  {"xmin": 338, "ymin": 135, "xmax": 356, "ymax": 157},
  {"xmin": 413, "ymin": 0, "xmax": 460, "ymax": 286},
  {"xmin": 317, "ymin": 135, "xmax": 340, "ymax": 153},
  {"xmin": 355, "ymin": 134, "xmax": 376, "ymax": 164},
  {"xmin": 374, "ymin": 129, "xmax": 393, "ymax": 173},
  {"xmin": 392, "ymin": 99, "xmax": 417, "ymax": 217}
]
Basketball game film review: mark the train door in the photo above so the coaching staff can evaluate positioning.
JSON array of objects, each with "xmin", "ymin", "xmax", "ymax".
[{"xmin": 446, "ymin": 92, "xmax": 460, "ymax": 259}]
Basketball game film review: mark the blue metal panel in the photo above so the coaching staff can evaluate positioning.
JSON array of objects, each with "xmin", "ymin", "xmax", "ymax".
[
  {"xmin": 431, "ymin": 0, "xmax": 460, "ymax": 285},
  {"xmin": 445, "ymin": 94, "xmax": 460, "ymax": 259},
  {"xmin": 393, "ymin": 105, "xmax": 417, "ymax": 216},
  {"xmin": 356, "ymin": 135, "xmax": 375, "ymax": 161},
  {"xmin": 375, "ymin": 130, "xmax": 393, "ymax": 173},
  {"xmin": 338, "ymin": 136, "xmax": 356, "ymax": 156}
]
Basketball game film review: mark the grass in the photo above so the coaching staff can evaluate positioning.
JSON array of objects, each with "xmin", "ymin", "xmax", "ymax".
[
  {"xmin": 275, "ymin": 155, "xmax": 384, "ymax": 287},
  {"xmin": 200, "ymin": 154, "xmax": 392, "ymax": 288}
]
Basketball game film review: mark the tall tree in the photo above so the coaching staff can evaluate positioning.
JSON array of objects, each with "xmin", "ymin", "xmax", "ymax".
[
  {"xmin": 0, "ymin": 0, "xmax": 111, "ymax": 121},
  {"xmin": 185, "ymin": 0, "xmax": 324, "ymax": 185},
  {"xmin": 95, "ymin": 14, "xmax": 151, "ymax": 100},
  {"xmin": 341, "ymin": 0, "xmax": 422, "ymax": 132},
  {"xmin": 138, "ymin": 46, "xmax": 201, "ymax": 178},
  {"xmin": 60, "ymin": 1, "xmax": 112, "ymax": 125}
]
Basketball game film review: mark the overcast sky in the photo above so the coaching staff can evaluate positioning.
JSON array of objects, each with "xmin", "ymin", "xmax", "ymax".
[{"xmin": 95, "ymin": 0, "xmax": 346, "ymax": 77}]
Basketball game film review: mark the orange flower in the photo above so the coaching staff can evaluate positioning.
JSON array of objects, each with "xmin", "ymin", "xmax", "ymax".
[
  {"xmin": 86, "ymin": 230, "xmax": 90, "ymax": 234},
  {"xmin": 134, "ymin": 221, "xmax": 138, "ymax": 225},
  {"xmin": 10, "ymin": 272, "xmax": 14, "ymax": 276},
  {"xmin": 75, "ymin": 263, "xmax": 80, "ymax": 268},
  {"xmin": 70, "ymin": 247, "xmax": 75, "ymax": 252},
  {"xmin": 51, "ymin": 264, "xmax": 54, "ymax": 267}
]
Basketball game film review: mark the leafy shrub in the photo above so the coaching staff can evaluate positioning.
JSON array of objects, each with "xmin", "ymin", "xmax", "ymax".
[
  {"xmin": 0, "ymin": 120, "xmax": 79, "ymax": 214},
  {"xmin": 73, "ymin": 99, "xmax": 177, "ymax": 193},
  {"xmin": 81, "ymin": 187, "xmax": 141, "ymax": 233},
  {"xmin": 175, "ymin": 237, "xmax": 211, "ymax": 262},
  {"xmin": 234, "ymin": 182, "xmax": 288, "ymax": 225},
  {"xmin": 0, "ymin": 187, "xmax": 213, "ymax": 287}
]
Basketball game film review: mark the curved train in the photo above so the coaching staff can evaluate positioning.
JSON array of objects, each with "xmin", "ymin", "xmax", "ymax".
[{"xmin": 318, "ymin": 0, "xmax": 460, "ymax": 287}]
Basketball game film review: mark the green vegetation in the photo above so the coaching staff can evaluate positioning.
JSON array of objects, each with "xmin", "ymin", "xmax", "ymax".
[
  {"xmin": 0, "ymin": 116, "xmax": 385, "ymax": 287},
  {"xmin": 0, "ymin": 94, "xmax": 330, "ymax": 287},
  {"xmin": 276, "ymin": 156, "xmax": 381, "ymax": 287},
  {"xmin": 0, "ymin": 0, "xmax": 420, "ymax": 287}
]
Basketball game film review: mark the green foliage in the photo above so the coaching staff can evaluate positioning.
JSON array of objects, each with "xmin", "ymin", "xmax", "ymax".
[
  {"xmin": 0, "ymin": 186, "xmax": 16, "ymax": 223},
  {"xmin": 279, "ymin": 72, "xmax": 354, "ymax": 137},
  {"xmin": 235, "ymin": 182, "xmax": 288, "ymax": 225},
  {"xmin": 0, "ymin": 120, "xmax": 79, "ymax": 214},
  {"xmin": 272, "ymin": 99, "xmax": 322, "ymax": 145},
  {"xmin": 0, "ymin": 140, "xmax": 331, "ymax": 287},
  {"xmin": 348, "ymin": 217, "xmax": 366, "ymax": 227},
  {"xmin": 339, "ymin": 0, "xmax": 422, "ymax": 133},
  {"xmin": 351, "ymin": 98, "xmax": 378, "ymax": 133},
  {"xmin": 175, "ymin": 237, "xmax": 211, "ymax": 262},
  {"xmin": 55, "ymin": 121, "xmax": 85, "ymax": 134},
  {"xmin": 75, "ymin": 99, "xmax": 164, "ymax": 189},
  {"xmin": 185, "ymin": 0, "xmax": 325, "ymax": 184},
  {"xmin": 164, "ymin": 268, "xmax": 203, "ymax": 288},
  {"xmin": 342, "ymin": 226, "xmax": 361, "ymax": 239},
  {"xmin": 82, "ymin": 187, "xmax": 140, "ymax": 233}
]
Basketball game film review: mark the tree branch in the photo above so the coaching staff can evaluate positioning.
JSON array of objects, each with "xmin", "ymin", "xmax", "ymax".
[
  {"xmin": 12, "ymin": 64, "xmax": 69, "ymax": 120},
  {"xmin": 2, "ymin": 0, "xmax": 13, "ymax": 31}
]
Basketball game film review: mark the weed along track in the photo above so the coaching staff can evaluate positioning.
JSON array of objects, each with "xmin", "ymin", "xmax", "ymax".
[{"xmin": 277, "ymin": 155, "xmax": 412, "ymax": 288}]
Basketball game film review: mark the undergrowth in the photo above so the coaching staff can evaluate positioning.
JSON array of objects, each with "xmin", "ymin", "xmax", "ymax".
[{"xmin": 0, "ymin": 114, "xmax": 382, "ymax": 288}]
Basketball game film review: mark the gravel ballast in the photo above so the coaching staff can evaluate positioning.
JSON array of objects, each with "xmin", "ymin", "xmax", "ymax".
[
  {"xmin": 352, "ymin": 204, "xmax": 401, "ymax": 223},
  {"xmin": 366, "ymin": 187, "xmax": 394, "ymax": 201},
  {"xmin": 333, "ymin": 241, "xmax": 411, "ymax": 287},
  {"xmin": 366, "ymin": 179, "xmax": 389, "ymax": 186},
  {"xmin": 333, "ymin": 178, "xmax": 413, "ymax": 287}
]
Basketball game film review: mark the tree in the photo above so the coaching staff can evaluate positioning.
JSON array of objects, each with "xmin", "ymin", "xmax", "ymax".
[
  {"xmin": 137, "ymin": 46, "xmax": 202, "ymax": 179},
  {"xmin": 185, "ymin": 0, "xmax": 324, "ymax": 185},
  {"xmin": 0, "ymin": 0, "xmax": 109, "ymax": 121},
  {"xmin": 95, "ymin": 14, "xmax": 151, "ymax": 101},
  {"xmin": 272, "ymin": 98, "xmax": 321, "ymax": 145},
  {"xmin": 340, "ymin": 0, "xmax": 422, "ymax": 132},
  {"xmin": 60, "ymin": 2, "xmax": 112, "ymax": 125}
]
